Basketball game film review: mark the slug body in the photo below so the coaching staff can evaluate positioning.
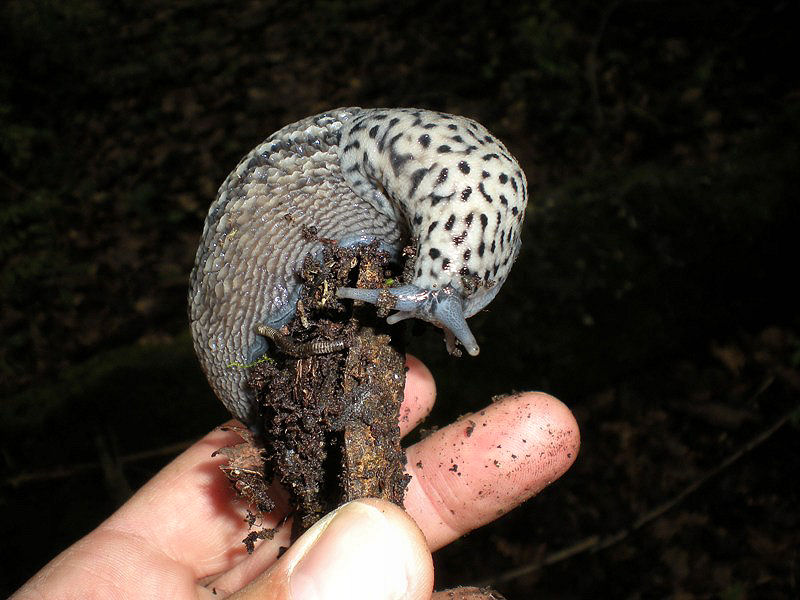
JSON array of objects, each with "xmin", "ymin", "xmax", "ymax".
[{"xmin": 189, "ymin": 108, "xmax": 528, "ymax": 427}]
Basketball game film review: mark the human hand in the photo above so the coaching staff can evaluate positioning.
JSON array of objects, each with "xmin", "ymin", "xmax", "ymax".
[{"xmin": 12, "ymin": 355, "xmax": 579, "ymax": 599}]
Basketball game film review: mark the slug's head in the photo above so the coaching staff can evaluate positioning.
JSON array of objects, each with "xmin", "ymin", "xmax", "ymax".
[
  {"xmin": 338, "ymin": 108, "xmax": 529, "ymax": 355},
  {"xmin": 337, "ymin": 283, "xmax": 481, "ymax": 356}
]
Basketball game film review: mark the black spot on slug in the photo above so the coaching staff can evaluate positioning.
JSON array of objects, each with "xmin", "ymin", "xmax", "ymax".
[
  {"xmin": 448, "ymin": 124, "xmax": 458, "ymax": 130},
  {"xmin": 413, "ymin": 214, "xmax": 423, "ymax": 225},
  {"xmin": 418, "ymin": 134, "xmax": 431, "ymax": 148},
  {"xmin": 444, "ymin": 214, "xmax": 456, "ymax": 230},
  {"xmin": 430, "ymin": 193, "xmax": 452, "ymax": 206},
  {"xmin": 428, "ymin": 221, "xmax": 438, "ymax": 234},
  {"xmin": 479, "ymin": 182, "xmax": 493, "ymax": 203},
  {"xmin": 480, "ymin": 213, "xmax": 488, "ymax": 230},
  {"xmin": 465, "ymin": 212, "xmax": 474, "ymax": 227},
  {"xmin": 437, "ymin": 145, "xmax": 452, "ymax": 153},
  {"xmin": 468, "ymin": 129, "xmax": 485, "ymax": 145},
  {"xmin": 436, "ymin": 168, "xmax": 449, "ymax": 185},
  {"xmin": 478, "ymin": 241, "xmax": 485, "ymax": 256},
  {"xmin": 463, "ymin": 248, "xmax": 471, "ymax": 260},
  {"xmin": 461, "ymin": 187, "xmax": 472, "ymax": 201},
  {"xmin": 409, "ymin": 167, "xmax": 429, "ymax": 196},
  {"xmin": 390, "ymin": 149, "xmax": 412, "ymax": 175},
  {"xmin": 442, "ymin": 257, "xmax": 451, "ymax": 270},
  {"xmin": 499, "ymin": 173, "xmax": 508, "ymax": 184},
  {"xmin": 429, "ymin": 248, "xmax": 441, "ymax": 259},
  {"xmin": 369, "ymin": 125, "xmax": 379, "ymax": 138},
  {"xmin": 458, "ymin": 161, "xmax": 470, "ymax": 174},
  {"xmin": 377, "ymin": 132, "xmax": 388, "ymax": 152}
]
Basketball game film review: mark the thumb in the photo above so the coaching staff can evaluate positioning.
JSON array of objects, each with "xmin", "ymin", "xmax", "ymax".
[{"xmin": 230, "ymin": 499, "xmax": 434, "ymax": 600}]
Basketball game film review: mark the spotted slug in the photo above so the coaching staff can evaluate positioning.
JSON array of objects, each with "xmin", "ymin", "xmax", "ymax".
[{"xmin": 189, "ymin": 107, "xmax": 528, "ymax": 427}]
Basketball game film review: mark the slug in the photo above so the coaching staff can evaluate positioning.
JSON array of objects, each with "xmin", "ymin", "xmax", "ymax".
[{"xmin": 189, "ymin": 107, "xmax": 528, "ymax": 427}]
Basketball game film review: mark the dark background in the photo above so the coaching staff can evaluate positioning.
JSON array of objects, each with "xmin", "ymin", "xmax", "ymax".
[{"xmin": 1, "ymin": 0, "xmax": 799, "ymax": 597}]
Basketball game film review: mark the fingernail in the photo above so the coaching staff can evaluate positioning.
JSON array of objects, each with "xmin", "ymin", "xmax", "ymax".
[{"xmin": 286, "ymin": 501, "xmax": 414, "ymax": 600}]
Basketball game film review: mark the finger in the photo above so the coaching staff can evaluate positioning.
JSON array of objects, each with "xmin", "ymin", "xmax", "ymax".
[
  {"xmin": 227, "ymin": 499, "xmax": 433, "ymax": 600},
  {"xmin": 399, "ymin": 354, "xmax": 437, "ymax": 436},
  {"xmin": 404, "ymin": 392, "xmax": 580, "ymax": 550}
]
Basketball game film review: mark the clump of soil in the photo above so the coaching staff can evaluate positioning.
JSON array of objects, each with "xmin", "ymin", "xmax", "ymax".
[{"xmin": 218, "ymin": 238, "xmax": 411, "ymax": 544}]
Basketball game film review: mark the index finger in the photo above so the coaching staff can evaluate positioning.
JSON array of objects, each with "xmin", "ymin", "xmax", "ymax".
[{"xmin": 404, "ymin": 391, "xmax": 580, "ymax": 550}]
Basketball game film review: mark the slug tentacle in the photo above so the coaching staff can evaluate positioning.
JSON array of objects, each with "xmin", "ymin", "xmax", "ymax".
[
  {"xmin": 336, "ymin": 284, "xmax": 479, "ymax": 356},
  {"xmin": 190, "ymin": 107, "xmax": 527, "ymax": 427}
]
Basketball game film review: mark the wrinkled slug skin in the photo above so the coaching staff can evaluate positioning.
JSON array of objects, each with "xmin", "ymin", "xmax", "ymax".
[{"xmin": 189, "ymin": 108, "xmax": 527, "ymax": 426}]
